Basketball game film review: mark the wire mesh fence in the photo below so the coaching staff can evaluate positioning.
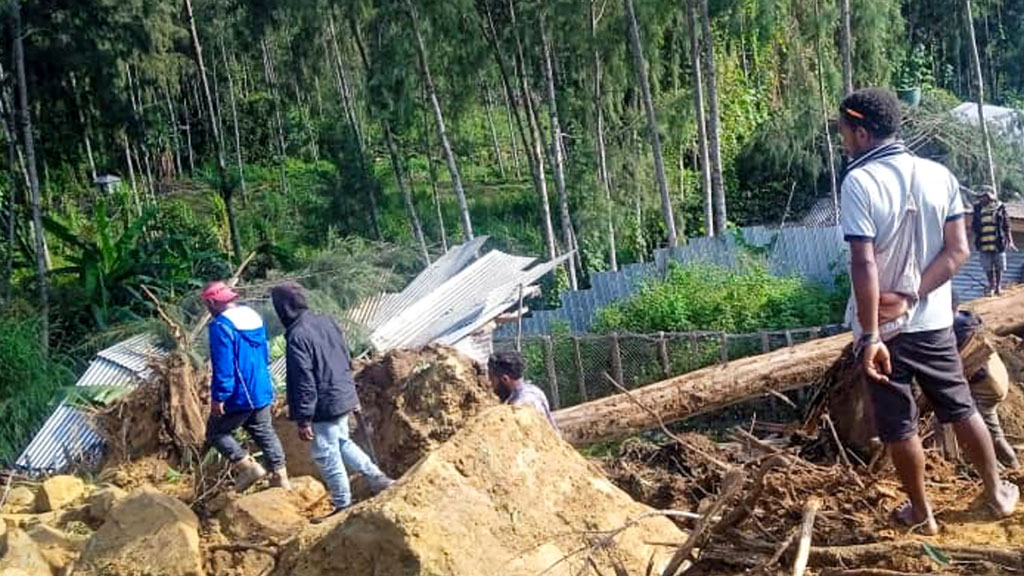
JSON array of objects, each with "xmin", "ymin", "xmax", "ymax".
[{"xmin": 493, "ymin": 324, "xmax": 845, "ymax": 410}]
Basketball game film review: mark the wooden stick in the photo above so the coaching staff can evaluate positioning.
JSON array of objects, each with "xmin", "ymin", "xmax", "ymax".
[
  {"xmin": 819, "ymin": 565, "xmax": 954, "ymax": 569},
  {"xmin": 141, "ymin": 284, "xmax": 188, "ymax": 348},
  {"xmin": 661, "ymin": 468, "xmax": 746, "ymax": 576},
  {"xmin": 752, "ymin": 528, "xmax": 797, "ymax": 575},
  {"xmin": 792, "ymin": 497, "xmax": 821, "ymax": 576}
]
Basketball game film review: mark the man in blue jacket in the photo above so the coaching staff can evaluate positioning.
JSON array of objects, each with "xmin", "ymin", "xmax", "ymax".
[
  {"xmin": 271, "ymin": 282, "xmax": 393, "ymax": 522},
  {"xmin": 202, "ymin": 281, "xmax": 289, "ymax": 492}
]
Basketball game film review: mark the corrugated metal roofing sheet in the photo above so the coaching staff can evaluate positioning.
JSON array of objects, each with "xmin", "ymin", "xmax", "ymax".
[
  {"xmin": 15, "ymin": 334, "xmax": 166, "ymax": 474},
  {"xmin": 366, "ymin": 236, "xmax": 488, "ymax": 330}
]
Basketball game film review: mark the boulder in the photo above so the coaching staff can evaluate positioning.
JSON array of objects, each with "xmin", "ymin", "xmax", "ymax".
[
  {"xmin": 77, "ymin": 486, "xmax": 203, "ymax": 576},
  {"xmin": 35, "ymin": 476, "xmax": 85, "ymax": 512},
  {"xmin": 25, "ymin": 524, "xmax": 81, "ymax": 573},
  {"xmin": 288, "ymin": 477, "xmax": 327, "ymax": 510},
  {"xmin": 0, "ymin": 488, "xmax": 34, "ymax": 514},
  {"xmin": 273, "ymin": 412, "xmax": 320, "ymax": 479},
  {"xmin": 0, "ymin": 528, "xmax": 53, "ymax": 576},
  {"xmin": 86, "ymin": 485, "xmax": 128, "ymax": 522},
  {"xmin": 221, "ymin": 488, "xmax": 308, "ymax": 542},
  {"xmin": 277, "ymin": 406, "xmax": 685, "ymax": 576}
]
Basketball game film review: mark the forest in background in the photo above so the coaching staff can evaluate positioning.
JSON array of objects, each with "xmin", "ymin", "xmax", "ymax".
[{"xmin": 3, "ymin": 0, "xmax": 1024, "ymax": 462}]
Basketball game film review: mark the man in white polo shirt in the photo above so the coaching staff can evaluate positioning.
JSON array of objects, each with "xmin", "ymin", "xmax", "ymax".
[{"xmin": 839, "ymin": 87, "xmax": 1017, "ymax": 534}]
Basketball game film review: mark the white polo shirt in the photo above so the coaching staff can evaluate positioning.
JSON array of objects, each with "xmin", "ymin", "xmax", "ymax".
[{"xmin": 840, "ymin": 152, "xmax": 966, "ymax": 334}]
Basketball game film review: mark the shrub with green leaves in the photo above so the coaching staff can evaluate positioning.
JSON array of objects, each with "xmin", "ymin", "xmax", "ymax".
[
  {"xmin": 0, "ymin": 302, "xmax": 75, "ymax": 465},
  {"xmin": 594, "ymin": 261, "xmax": 842, "ymax": 334}
]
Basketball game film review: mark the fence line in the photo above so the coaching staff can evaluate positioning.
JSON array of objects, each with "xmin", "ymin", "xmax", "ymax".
[{"xmin": 493, "ymin": 324, "xmax": 845, "ymax": 410}]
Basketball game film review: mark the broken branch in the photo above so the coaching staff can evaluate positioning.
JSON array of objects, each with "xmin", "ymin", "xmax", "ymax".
[{"xmin": 792, "ymin": 497, "xmax": 821, "ymax": 576}]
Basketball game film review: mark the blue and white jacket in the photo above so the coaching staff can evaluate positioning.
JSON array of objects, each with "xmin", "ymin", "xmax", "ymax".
[{"xmin": 208, "ymin": 305, "xmax": 274, "ymax": 414}]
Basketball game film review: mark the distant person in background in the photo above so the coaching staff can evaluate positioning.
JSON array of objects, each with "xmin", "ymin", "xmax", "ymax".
[
  {"xmin": 953, "ymin": 293, "xmax": 1019, "ymax": 469},
  {"xmin": 972, "ymin": 185, "xmax": 1015, "ymax": 296},
  {"xmin": 271, "ymin": 282, "xmax": 394, "ymax": 523},
  {"xmin": 201, "ymin": 281, "xmax": 290, "ymax": 492},
  {"xmin": 488, "ymin": 351, "xmax": 558, "ymax": 432}
]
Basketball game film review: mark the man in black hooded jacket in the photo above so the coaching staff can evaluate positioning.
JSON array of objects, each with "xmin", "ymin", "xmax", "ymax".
[{"xmin": 271, "ymin": 282, "xmax": 394, "ymax": 521}]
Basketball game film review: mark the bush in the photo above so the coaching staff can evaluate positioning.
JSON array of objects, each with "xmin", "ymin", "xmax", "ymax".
[
  {"xmin": 0, "ymin": 303, "xmax": 75, "ymax": 465},
  {"xmin": 594, "ymin": 261, "xmax": 842, "ymax": 334}
]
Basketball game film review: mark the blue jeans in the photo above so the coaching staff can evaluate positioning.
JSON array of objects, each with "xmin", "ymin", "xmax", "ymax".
[{"xmin": 311, "ymin": 413, "xmax": 385, "ymax": 509}]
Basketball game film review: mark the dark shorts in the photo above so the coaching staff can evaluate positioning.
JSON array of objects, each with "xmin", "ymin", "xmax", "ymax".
[{"xmin": 870, "ymin": 327, "xmax": 977, "ymax": 443}]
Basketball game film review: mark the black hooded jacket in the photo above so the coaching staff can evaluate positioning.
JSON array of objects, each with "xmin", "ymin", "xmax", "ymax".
[{"xmin": 271, "ymin": 283, "xmax": 360, "ymax": 425}]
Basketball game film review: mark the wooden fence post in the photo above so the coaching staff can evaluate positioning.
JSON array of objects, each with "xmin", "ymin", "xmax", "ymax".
[
  {"xmin": 759, "ymin": 331, "xmax": 770, "ymax": 353},
  {"xmin": 609, "ymin": 332, "xmax": 625, "ymax": 388},
  {"xmin": 719, "ymin": 332, "xmax": 729, "ymax": 363},
  {"xmin": 543, "ymin": 335, "xmax": 560, "ymax": 409},
  {"xmin": 571, "ymin": 335, "xmax": 588, "ymax": 403},
  {"xmin": 657, "ymin": 331, "xmax": 670, "ymax": 378},
  {"xmin": 689, "ymin": 333, "xmax": 699, "ymax": 370},
  {"xmin": 785, "ymin": 329, "xmax": 794, "ymax": 347}
]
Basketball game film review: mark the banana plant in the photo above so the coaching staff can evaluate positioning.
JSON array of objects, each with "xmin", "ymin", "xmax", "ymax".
[{"xmin": 43, "ymin": 200, "xmax": 157, "ymax": 328}]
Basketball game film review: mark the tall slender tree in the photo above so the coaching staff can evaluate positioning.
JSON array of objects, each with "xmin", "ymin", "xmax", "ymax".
[
  {"xmin": 700, "ymin": 0, "xmax": 727, "ymax": 235},
  {"xmin": 481, "ymin": 78, "xmax": 506, "ymax": 179},
  {"xmin": 540, "ymin": 12, "xmax": 578, "ymax": 289},
  {"xmin": 348, "ymin": 13, "xmax": 431, "ymax": 265},
  {"xmin": 11, "ymin": 0, "xmax": 48, "ymax": 351},
  {"xmin": 815, "ymin": 0, "xmax": 839, "ymax": 225},
  {"xmin": 686, "ymin": 0, "xmax": 713, "ymax": 237},
  {"xmin": 404, "ymin": 0, "xmax": 474, "ymax": 243},
  {"xmin": 505, "ymin": 0, "xmax": 556, "ymax": 261},
  {"xmin": 624, "ymin": 0, "xmax": 678, "ymax": 247},
  {"xmin": 839, "ymin": 0, "xmax": 854, "ymax": 95},
  {"xmin": 591, "ymin": 0, "xmax": 617, "ymax": 270},
  {"xmin": 964, "ymin": 0, "xmax": 998, "ymax": 191},
  {"xmin": 185, "ymin": 0, "xmax": 242, "ymax": 260},
  {"xmin": 219, "ymin": 37, "xmax": 247, "ymax": 202}
]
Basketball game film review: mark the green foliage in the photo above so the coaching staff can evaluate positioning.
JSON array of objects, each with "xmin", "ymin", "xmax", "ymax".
[
  {"xmin": 0, "ymin": 302, "xmax": 75, "ymax": 465},
  {"xmin": 594, "ymin": 261, "xmax": 840, "ymax": 334}
]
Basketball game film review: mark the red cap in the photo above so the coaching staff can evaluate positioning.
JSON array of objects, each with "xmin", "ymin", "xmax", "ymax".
[{"xmin": 201, "ymin": 281, "xmax": 239, "ymax": 304}]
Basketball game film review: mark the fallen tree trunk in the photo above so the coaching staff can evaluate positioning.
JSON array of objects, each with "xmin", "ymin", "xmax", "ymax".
[{"xmin": 555, "ymin": 287, "xmax": 1024, "ymax": 446}]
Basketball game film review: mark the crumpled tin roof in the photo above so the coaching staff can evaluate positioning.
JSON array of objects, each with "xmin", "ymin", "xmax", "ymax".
[
  {"xmin": 367, "ymin": 238, "xmax": 570, "ymax": 352},
  {"xmin": 15, "ymin": 334, "xmax": 166, "ymax": 474}
]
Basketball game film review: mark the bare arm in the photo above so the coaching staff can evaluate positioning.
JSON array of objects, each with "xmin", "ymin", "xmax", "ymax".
[
  {"xmin": 850, "ymin": 240, "xmax": 880, "ymax": 337},
  {"xmin": 918, "ymin": 217, "xmax": 970, "ymax": 299}
]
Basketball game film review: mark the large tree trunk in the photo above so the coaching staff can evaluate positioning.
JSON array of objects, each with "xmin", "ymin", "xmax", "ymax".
[
  {"xmin": 623, "ymin": 0, "xmax": 678, "ymax": 248},
  {"xmin": 482, "ymin": 79, "xmax": 506, "ymax": 179},
  {"xmin": 503, "ymin": 0, "xmax": 557, "ymax": 261},
  {"xmin": 686, "ymin": 0, "xmax": 713, "ymax": 237},
  {"xmin": 404, "ymin": 0, "xmax": 474, "ymax": 243},
  {"xmin": 964, "ymin": 0, "xmax": 999, "ymax": 191},
  {"xmin": 540, "ymin": 14, "xmax": 578, "ymax": 289},
  {"xmin": 699, "ymin": 0, "xmax": 727, "ymax": 236},
  {"xmin": 591, "ymin": 1, "xmax": 618, "ymax": 271},
  {"xmin": 839, "ymin": 0, "xmax": 854, "ymax": 96},
  {"xmin": 220, "ymin": 38, "xmax": 247, "ymax": 202},
  {"xmin": 554, "ymin": 289, "xmax": 1024, "ymax": 446},
  {"xmin": 11, "ymin": 2, "xmax": 48, "ymax": 352},
  {"xmin": 185, "ymin": 0, "xmax": 242, "ymax": 260}
]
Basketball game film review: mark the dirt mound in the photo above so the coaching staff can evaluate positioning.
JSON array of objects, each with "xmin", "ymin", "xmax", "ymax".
[
  {"xmin": 355, "ymin": 345, "xmax": 497, "ymax": 477},
  {"xmin": 276, "ymin": 406, "xmax": 684, "ymax": 576}
]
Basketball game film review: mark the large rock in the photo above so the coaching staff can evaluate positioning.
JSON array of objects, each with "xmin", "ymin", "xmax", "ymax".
[
  {"xmin": 0, "ymin": 488, "xmax": 34, "ymax": 514},
  {"xmin": 86, "ymin": 485, "xmax": 128, "ymax": 522},
  {"xmin": 221, "ymin": 488, "xmax": 308, "ymax": 542},
  {"xmin": 35, "ymin": 476, "xmax": 85, "ymax": 512},
  {"xmin": 356, "ymin": 345, "xmax": 498, "ymax": 478},
  {"xmin": 273, "ymin": 411, "xmax": 321, "ymax": 479},
  {"xmin": 77, "ymin": 486, "xmax": 203, "ymax": 576},
  {"xmin": 0, "ymin": 528, "xmax": 53, "ymax": 576},
  {"xmin": 25, "ymin": 524, "xmax": 81, "ymax": 573},
  {"xmin": 277, "ymin": 406, "xmax": 685, "ymax": 576}
]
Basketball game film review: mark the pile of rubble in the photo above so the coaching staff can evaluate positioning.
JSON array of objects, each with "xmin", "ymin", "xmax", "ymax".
[{"xmin": 5, "ymin": 329, "xmax": 1024, "ymax": 576}]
